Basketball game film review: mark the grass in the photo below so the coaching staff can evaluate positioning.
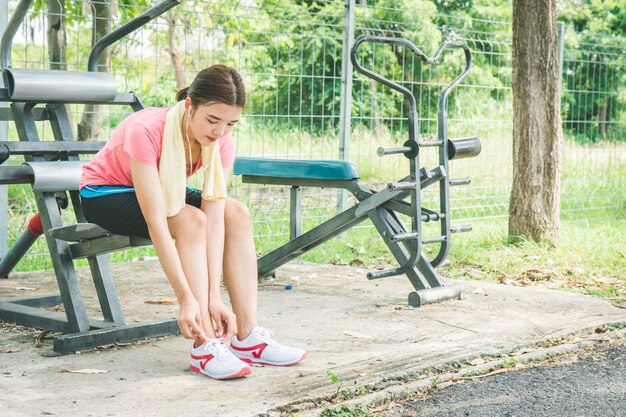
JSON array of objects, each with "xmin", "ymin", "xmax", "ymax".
[
  {"xmin": 2, "ymin": 121, "xmax": 625, "ymax": 303},
  {"xmin": 290, "ymin": 207, "xmax": 626, "ymax": 301},
  {"xmin": 9, "ymin": 205, "xmax": 623, "ymax": 303}
]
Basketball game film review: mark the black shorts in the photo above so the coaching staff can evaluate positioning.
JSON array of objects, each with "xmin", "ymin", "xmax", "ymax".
[{"xmin": 81, "ymin": 189, "xmax": 202, "ymax": 239}]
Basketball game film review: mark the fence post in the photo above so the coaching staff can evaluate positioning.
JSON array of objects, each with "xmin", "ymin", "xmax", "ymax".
[
  {"xmin": 336, "ymin": 0, "xmax": 355, "ymax": 213},
  {"xmin": 0, "ymin": 0, "xmax": 9, "ymax": 261}
]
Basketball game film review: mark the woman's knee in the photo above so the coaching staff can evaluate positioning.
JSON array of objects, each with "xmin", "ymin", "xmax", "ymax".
[
  {"xmin": 225, "ymin": 199, "xmax": 252, "ymax": 227},
  {"xmin": 168, "ymin": 206, "xmax": 207, "ymax": 239}
]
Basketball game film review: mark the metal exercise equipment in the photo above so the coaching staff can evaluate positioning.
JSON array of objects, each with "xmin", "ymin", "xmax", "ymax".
[
  {"xmin": 234, "ymin": 36, "xmax": 481, "ymax": 307},
  {"xmin": 0, "ymin": 0, "xmax": 181, "ymax": 354}
]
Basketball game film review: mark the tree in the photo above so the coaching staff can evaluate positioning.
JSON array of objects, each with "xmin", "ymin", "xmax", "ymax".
[
  {"xmin": 559, "ymin": 0, "xmax": 626, "ymax": 141},
  {"xmin": 165, "ymin": 11, "xmax": 185, "ymax": 90},
  {"xmin": 47, "ymin": 0, "xmax": 67, "ymax": 70},
  {"xmin": 509, "ymin": 0, "xmax": 562, "ymax": 245},
  {"xmin": 77, "ymin": 0, "xmax": 112, "ymax": 141}
]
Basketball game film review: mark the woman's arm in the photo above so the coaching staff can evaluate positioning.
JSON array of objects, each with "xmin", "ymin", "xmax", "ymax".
[{"xmin": 131, "ymin": 158, "xmax": 207, "ymax": 343}]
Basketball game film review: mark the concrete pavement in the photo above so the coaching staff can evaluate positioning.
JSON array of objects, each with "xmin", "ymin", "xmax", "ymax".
[{"xmin": 1, "ymin": 260, "xmax": 624, "ymax": 416}]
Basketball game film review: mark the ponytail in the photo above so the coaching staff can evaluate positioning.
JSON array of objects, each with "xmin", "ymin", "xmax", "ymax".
[{"xmin": 176, "ymin": 86, "xmax": 190, "ymax": 102}]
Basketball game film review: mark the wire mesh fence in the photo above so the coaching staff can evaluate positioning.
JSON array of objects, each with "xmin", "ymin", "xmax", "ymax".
[{"xmin": 1, "ymin": 0, "xmax": 624, "ymax": 270}]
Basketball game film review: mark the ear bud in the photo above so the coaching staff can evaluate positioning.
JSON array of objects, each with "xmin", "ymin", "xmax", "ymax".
[{"xmin": 187, "ymin": 107, "xmax": 191, "ymax": 117}]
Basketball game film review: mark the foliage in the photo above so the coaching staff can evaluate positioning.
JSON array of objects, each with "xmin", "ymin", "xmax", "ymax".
[
  {"xmin": 559, "ymin": 1, "xmax": 626, "ymax": 142},
  {"xmin": 320, "ymin": 404, "xmax": 373, "ymax": 417}
]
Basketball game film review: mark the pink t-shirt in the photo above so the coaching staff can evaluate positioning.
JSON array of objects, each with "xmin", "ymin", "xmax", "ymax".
[{"xmin": 80, "ymin": 107, "xmax": 235, "ymax": 189}]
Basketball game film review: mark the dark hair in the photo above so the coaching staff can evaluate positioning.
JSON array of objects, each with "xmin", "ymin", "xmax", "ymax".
[{"xmin": 176, "ymin": 64, "xmax": 246, "ymax": 108}]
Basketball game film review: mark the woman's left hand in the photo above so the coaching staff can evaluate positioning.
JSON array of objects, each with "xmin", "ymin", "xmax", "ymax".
[{"xmin": 208, "ymin": 298, "xmax": 237, "ymax": 340}]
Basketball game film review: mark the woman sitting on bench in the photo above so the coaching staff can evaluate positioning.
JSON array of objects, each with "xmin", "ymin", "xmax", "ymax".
[{"xmin": 79, "ymin": 64, "xmax": 306, "ymax": 380}]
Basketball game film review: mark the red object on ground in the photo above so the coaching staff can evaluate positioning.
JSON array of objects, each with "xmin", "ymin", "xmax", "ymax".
[{"xmin": 27, "ymin": 213, "xmax": 44, "ymax": 236}]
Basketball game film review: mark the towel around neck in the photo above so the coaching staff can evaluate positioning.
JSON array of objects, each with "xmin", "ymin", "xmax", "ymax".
[{"xmin": 159, "ymin": 100, "xmax": 227, "ymax": 217}]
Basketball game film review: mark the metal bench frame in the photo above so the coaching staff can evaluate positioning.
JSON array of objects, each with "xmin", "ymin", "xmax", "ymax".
[
  {"xmin": 0, "ymin": 0, "xmax": 181, "ymax": 354},
  {"xmin": 235, "ymin": 36, "xmax": 480, "ymax": 307}
]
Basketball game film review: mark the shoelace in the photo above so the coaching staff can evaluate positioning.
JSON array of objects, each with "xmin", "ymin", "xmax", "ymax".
[
  {"xmin": 253, "ymin": 327, "xmax": 278, "ymax": 346},
  {"xmin": 205, "ymin": 339, "xmax": 233, "ymax": 360}
]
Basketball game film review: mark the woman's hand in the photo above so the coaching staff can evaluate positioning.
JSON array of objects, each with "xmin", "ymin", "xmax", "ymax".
[
  {"xmin": 178, "ymin": 296, "xmax": 208, "ymax": 344},
  {"xmin": 209, "ymin": 298, "xmax": 237, "ymax": 340}
]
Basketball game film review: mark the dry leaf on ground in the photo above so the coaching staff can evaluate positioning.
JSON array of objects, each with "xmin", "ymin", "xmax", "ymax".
[
  {"xmin": 344, "ymin": 330, "xmax": 374, "ymax": 339},
  {"xmin": 144, "ymin": 299, "xmax": 178, "ymax": 305},
  {"xmin": 523, "ymin": 268, "xmax": 554, "ymax": 281},
  {"xmin": 469, "ymin": 268, "xmax": 487, "ymax": 279},
  {"xmin": 59, "ymin": 368, "xmax": 109, "ymax": 374}
]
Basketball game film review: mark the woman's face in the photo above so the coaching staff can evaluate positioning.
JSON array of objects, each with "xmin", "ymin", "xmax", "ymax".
[{"xmin": 185, "ymin": 100, "xmax": 242, "ymax": 146}]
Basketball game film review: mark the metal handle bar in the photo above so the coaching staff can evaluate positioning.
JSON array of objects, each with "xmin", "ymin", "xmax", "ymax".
[
  {"xmin": 350, "ymin": 36, "xmax": 420, "ymax": 112},
  {"xmin": 350, "ymin": 36, "xmax": 473, "ymax": 118},
  {"xmin": 0, "ymin": 0, "xmax": 34, "ymax": 69},
  {"xmin": 0, "ymin": 0, "xmax": 180, "ymax": 71},
  {"xmin": 88, "ymin": 0, "xmax": 181, "ymax": 71}
]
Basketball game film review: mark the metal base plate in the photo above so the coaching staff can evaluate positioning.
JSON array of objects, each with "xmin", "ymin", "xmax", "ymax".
[{"xmin": 52, "ymin": 319, "xmax": 180, "ymax": 354}]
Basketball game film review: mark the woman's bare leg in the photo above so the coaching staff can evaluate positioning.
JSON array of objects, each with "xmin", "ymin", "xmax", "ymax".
[
  {"xmin": 222, "ymin": 198, "xmax": 258, "ymax": 339},
  {"xmin": 167, "ymin": 205, "xmax": 216, "ymax": 339}
]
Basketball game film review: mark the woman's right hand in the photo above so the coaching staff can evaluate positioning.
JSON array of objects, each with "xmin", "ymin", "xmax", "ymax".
[{"xmin": 178, "ymin": 296, "xmax": 208, "ymax": 344}]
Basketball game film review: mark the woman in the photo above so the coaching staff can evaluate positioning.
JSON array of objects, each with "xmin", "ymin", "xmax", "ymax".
[{"xmin": 80, "ymin": 64, "xmax": 306, "ymax": 380}]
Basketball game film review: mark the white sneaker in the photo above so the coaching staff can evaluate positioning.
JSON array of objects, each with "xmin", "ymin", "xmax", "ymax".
[
  {"xmin": 189, "ymin": 338, "xmax": 251, "ymax": 380},
  {"xmin": 230, "ymin": 327, "xmax": 307, "ymax": 366}
]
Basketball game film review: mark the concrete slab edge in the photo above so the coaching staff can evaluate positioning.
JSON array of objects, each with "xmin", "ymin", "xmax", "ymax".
[{"xmin": 264, "ymin": 323, "xmax": 626, "ymax": 417}]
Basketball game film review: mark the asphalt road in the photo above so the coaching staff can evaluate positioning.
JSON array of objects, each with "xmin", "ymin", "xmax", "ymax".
[{"xmin": 388, "ymin": 341, "xmax": 626, "ymax": 417}]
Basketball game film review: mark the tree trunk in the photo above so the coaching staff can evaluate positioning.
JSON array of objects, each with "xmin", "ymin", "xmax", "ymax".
[
  {"xmin": 167, "ymin": 12, "xmax": 185, "ymax": 90},
  {"xmin": 77, "ymin": 0, "xmax": 111, "ymax": 141},
  {"xmin": 509, "ymin": 0, "xmax": 562, "ymax": 245},
  {"xmin": 47, "ymin": 0, "xmax": 66, "ymax": 70},
  {"xmin": 165, "ymin": 12, "xmax": 186, "ymax": 90}
]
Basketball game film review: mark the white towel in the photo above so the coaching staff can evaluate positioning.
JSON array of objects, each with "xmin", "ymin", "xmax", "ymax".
[{"xmin": 159, "ymin": 101, "xmax": 227, "ymax": 217}]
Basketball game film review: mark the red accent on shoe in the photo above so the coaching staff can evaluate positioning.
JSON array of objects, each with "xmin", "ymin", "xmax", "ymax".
[
  {"xmin": 190, "ymin": 353, "xmax": 214, "ymax": 370},
  {"xmin": 238, "ymin": 351, "xmax": 308, "ymax": 366},
  {"xmin": 189, "ymin": 364, "xmax": 251, "ymax": 380},
  {"xmin": 230, "ymin": 342, "xmax": 268, "ymax": 359}
]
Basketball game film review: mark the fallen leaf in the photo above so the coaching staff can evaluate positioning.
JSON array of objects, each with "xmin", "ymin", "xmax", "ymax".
[
  {"xmin": 344, "ymin": 330, "xmax": 374, "ymax": 339},
  {"xmin": 35, "ymin": 330, "xmax": 58, "ymax": 347},
  {"xmin": 468, "ymin": 268, "xmax": 487, "ymax": 279},
  {"xmin": 144, "ymin": 299, "xmax": 178, "ymax": 305},
  {"xmin": 610, "ymin": 298, "xmax": 626, "ymax": 309},
  {"xmin": 349, "ymin": 258, "xmax": 365, "ymax": 266},
  {"xmin": 370, "ymin": 401, "xmax": 393, "ymax": 413},
  {"xmin": 436, "ymin": 380, "xmax": 454, "ymax": 389},
  {"xmin": 523, "ymin": 268, "xmax": 553, "ymax": 281},
  {"xmin": 59, "ymin": 368, "xmax": 109, "ymax": 374},
  {"xmin": 595, "ymin": 325, "xmax": 608, "ymax": 333}
]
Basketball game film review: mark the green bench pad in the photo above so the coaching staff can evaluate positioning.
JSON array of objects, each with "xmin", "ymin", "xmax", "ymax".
[{"xmin": 233, "ymin": 157, "xmax": 360, "ymax": 181}]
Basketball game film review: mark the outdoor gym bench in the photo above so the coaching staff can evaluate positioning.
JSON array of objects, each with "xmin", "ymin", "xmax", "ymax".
[
  {"xmin": 0, "ymin": 0, "xmax": 181, "ymax": 354},
  {"xmin": 234, "ymin": 36, "xmax": 481, "ymax": 308},
  {"xmin": 0, "ymin": 0, "xmax": 480, "ymax": 355}
]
